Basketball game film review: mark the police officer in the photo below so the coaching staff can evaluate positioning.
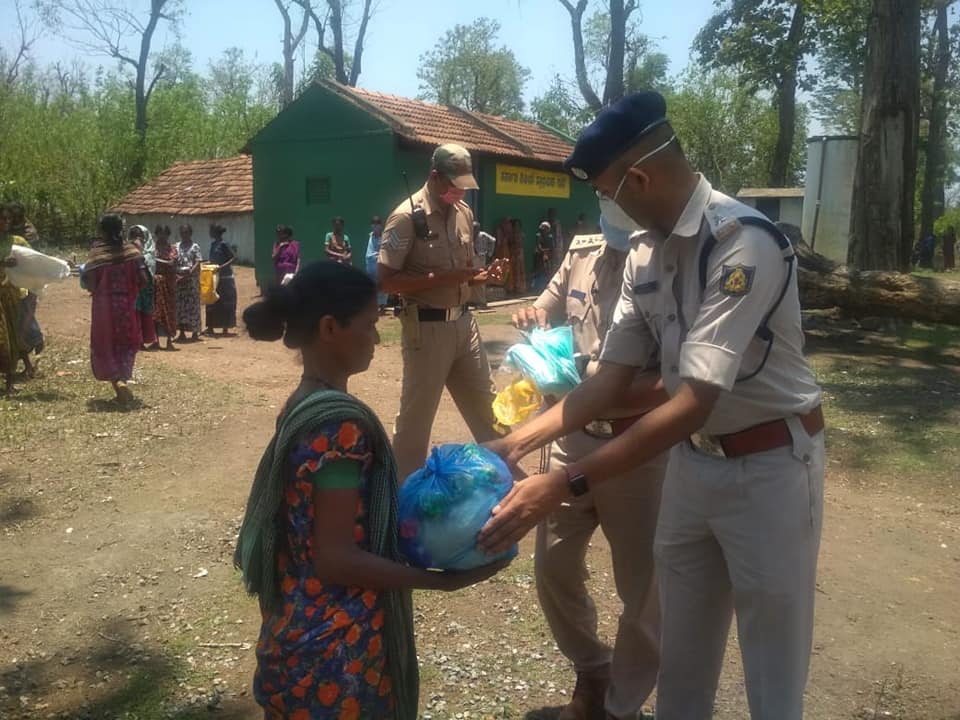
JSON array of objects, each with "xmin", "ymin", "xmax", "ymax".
[
  {"xmin": 479, "ymin": 92, "xmax": 825, "ymax": 720},
  {"xmin": 379, "ymin": 143, "xmax": 504, "ymax": 480},
  {"xmin": 513, "ymin": 218, "xmax": 668, "ymax": 720}
]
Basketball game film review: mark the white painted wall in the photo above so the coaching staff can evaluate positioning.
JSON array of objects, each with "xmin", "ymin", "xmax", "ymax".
[
  {"xmin": 119, "ymin": 212, "xmax": 255, "ymax": 264},
  {"xmin": 739, "ymin": 197, "xmax": 804, "ymax": 227}
]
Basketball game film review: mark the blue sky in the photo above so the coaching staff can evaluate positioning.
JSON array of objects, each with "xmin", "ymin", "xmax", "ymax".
[{"xmin": 2, "ymin": 0, "xmax": 717, "ymax": 102}]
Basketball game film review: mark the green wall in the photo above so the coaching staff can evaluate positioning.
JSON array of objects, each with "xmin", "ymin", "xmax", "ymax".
[{"xmin": 252, "ymin": 84, "xmax": 599, "ymax": 287}]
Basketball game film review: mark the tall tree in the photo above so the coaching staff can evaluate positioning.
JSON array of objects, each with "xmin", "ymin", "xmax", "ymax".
[
  {"xmin": 557, "ymin": 0, "xmax": 639, "ymax": 112},
  {"xmin": 273, "ymin": 0, "xmax": 310, "ymax": 108},
  {"xmin": 848, "ymin": 0, "xmax": 922, "ymax": 270},
  {"xmin": 1, "ymin": 0, "xmax": 41, "ymax": 86},
  {"xmin": 919, "ymin": 2, "xmax": 955, "ymax": 240},
  {"xmin": 295, "ymin": 0, "xmax": 375, "ymax": 87},
  {"xmin": 809, "ymin": 0, "xmax": 870, "ymax": 133},
  {"xmin": 39, "ymin": 0, "xmax": 181, "ymax": 181},
  {"xmin": 696, "ymin": 1, "xmax": 812, "ymax": 187},
  {"xmin": 533, "ymin": 8, "xmax": 669, "ymax": 137},
  {"xmin": 667, "ymin": 68, "xmax": 807, "ymax": 195},
  {"xmin": 416, "ymin": 18, "xmax": 530, "ymax": 118}
]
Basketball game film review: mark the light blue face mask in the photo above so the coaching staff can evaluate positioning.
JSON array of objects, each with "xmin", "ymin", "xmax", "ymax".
[{"xmin": 599, "ymin": 214, "xmax": 635, "ymax": 252}]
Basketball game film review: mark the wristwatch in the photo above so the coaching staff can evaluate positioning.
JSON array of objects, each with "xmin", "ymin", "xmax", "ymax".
[{"xmin": 563, "ymin": 467, "xmax": 590, "ymax": 497}]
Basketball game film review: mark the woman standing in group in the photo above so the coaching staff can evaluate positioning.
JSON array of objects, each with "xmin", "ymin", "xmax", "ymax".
[
  {"xmin": 204, "ymin": 223, "xmax": 238, "ymax": 336},
  {"xmin": 152, "ymin": 225, "xmax": 178, "ymax": 351},
  {"xmin": 175, "ymin": 224, "xmax": 203, "ymax": 342},
  {"xmin": 128, "ymin": 225, "xmax": 159, "ymax": 351},
  {"xmin": 85, "ymin": 214, "xmax": 147, "ymax": 403},
  {"xmin": 272, "ymin": 224, "xmax": 299, "ymax": 286},
  {"xmin": 509, "ymin": 218, "xmax": 527, "ymax": 295},
  {"xmin": 324, "ymin": 216, "xmax": 352, "ymax": 265},
  {"xmin": 0, "ymin": 204, "xmax": 28, "ymax": 393},
  {"xmin": 532, "ymin": 221, "xmax": 554, "ymax": 293},
  {"xmin": 235, "ymin": 261, "xmax": 508, "ymax": 720}
]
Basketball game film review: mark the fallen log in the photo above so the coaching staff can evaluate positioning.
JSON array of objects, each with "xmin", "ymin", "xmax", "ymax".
[{"xmin": 777, "ymin": 224, "xmax": 960, "ymax": 326}]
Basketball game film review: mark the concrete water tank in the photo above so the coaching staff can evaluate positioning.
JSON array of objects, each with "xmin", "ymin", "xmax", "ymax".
[{"xmin": 801, "ymin": 135, "xmax": 859, "ymax": 264}]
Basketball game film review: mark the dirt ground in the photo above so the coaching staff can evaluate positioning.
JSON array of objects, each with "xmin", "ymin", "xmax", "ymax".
[{"xmin": 1, "ymin": 267, "xmax": 959, "ymax": 720}]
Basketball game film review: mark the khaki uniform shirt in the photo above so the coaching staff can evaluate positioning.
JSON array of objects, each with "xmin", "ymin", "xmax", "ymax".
[
  {"xmin": 534, "ymin": 233, "xmax": 659, "ymax": 419},
  {"xmin": 601, "ymin": 175, "xmax": 821, "ymax": 435},
  {"xmin": 379, "ymin": 184, "xmax": 476, "ymax": 309}
]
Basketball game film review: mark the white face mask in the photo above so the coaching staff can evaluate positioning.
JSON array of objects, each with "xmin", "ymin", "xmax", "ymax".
[
  {"xmin": 595, "ymin": 132, "xmax": 676, "ymax": 235},
  {"xmin": 598, "ymin": 193, "xmax": 641, "ymax": 234},
  {"xmin": 599, "ymin": 214, "xmax": 634, "ymax": 251}
]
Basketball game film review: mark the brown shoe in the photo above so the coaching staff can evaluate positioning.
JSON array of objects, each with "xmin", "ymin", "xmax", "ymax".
[{"xmin": 559, "ymin": 665, "xmax": 610, "ymax": 720}]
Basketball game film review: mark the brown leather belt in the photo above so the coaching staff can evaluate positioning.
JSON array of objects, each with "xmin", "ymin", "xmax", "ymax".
[
  {"xmin": 417, "ymin": 305, "xmax": 467, "ymax": 322},
  {"xmin": 690, "ymin": 405, "xmax": 824, "ymax": 458},
  {"xmin": 583, "ymin": 414, "xmax": 645, "ymax": 439}
]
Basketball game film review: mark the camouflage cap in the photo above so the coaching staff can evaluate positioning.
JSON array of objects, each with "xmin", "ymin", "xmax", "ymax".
[{"xmin": 432, "ymin": 143, "xmax": 479, "ymax": 190}]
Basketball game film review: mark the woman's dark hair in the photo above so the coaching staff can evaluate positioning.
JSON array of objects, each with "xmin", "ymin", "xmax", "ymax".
[
  {"xmin": 276, "ymin": 224, "xmax": 293, "ymax": 238},
  {"xmin": 179, "ymin": 223, "xmax": 193, "ymax": 235},
  {"xmin": 154, "ymin": 224, "xmax": 170, "ymax": 238},
  {"xmin": 99, "ymin": 213, "xmax": 125, "ymax": 247},
  {"xmin": 244, "ymin": 261, "xmax": 377, "ymax": 349},
  {"xmin": 333, "ymin": 216, "xmax": 344, "ymax": 225},
  {"xmin": 210, "ymin": 223, "xmax": 227, "ymax": 238}
]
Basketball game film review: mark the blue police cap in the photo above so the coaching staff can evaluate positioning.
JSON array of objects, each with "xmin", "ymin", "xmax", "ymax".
[{"xmin": 564, "ymin": 91, "xmax": 668, "ymax": 182}]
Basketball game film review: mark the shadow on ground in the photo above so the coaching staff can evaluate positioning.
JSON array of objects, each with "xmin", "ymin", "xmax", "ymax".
[{"xmin": 0, "ymin": 616, "xmax": 236, "ymax": 720}]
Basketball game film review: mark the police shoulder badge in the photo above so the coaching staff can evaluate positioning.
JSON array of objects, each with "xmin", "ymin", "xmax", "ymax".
[{"xmin": 720, "ymin": 264, "xmax": 755, "ymax": 296}]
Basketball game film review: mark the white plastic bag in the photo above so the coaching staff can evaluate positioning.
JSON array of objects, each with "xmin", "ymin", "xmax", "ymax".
[{"xmin": 6, "ymin": 245, "xmax": 71, "ymax": 294}]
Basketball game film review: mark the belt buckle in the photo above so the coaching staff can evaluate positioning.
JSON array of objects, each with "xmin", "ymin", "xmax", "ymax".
[
  {"xmin": 584, "ymin": 420, "xmax": 615, "ymax": 439},
  {"xmin": 689, "ymin": 432, "xmax": 726, "ymax": 458}
]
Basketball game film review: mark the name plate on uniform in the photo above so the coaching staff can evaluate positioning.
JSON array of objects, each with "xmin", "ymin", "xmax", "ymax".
[{"xmin": 495, "ymin": 164, "xmax": 571, "ymax": 199}]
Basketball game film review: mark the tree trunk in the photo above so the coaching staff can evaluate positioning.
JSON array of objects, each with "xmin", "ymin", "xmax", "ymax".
[
  {"xmin": 848, "ymin": 0, "xmax": 921, "ymax": 271},
  {"xmin": 328, "ymin": 0, "xmax": 348, "ymax": 85},
  {"xmin": 919, "ymin": 3, "xmax": 950, "ymax": 241},
  {"xmin": 795, "ymin": 241, "xmax": 960, "ymax": 325},
  {"xmin": 769, "ymin": 2, "xmax": 805, "ymax": 187},
  {"xmin": 603, "ymin": 0, "xmax": 627, "ymax": 106},
  {"xmin": 348, "ymin": 0, "xmax": 374, "ymax": 86},
  {"xmin": 558, "ymin": 0, "xmax": 602, "ymax": 112},
  {"xmin": 129, "ymin": 0, "xmax": 165, "ymax": 182},
  {"xmin": 275, "ymin": 0, "xmax": 309, "ymax": 107}
]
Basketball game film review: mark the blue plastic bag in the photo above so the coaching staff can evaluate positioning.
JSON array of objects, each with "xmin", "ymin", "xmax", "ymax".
[
  {"xmin": 502, "ymin": 326, "xmax": 581, "ymax": 397},
  {"xmin": 398, "ymin": 443, "xmax": 518, "ymax": 571}
]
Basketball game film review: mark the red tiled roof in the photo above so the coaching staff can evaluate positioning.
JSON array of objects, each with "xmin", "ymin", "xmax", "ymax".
[
  {"xmin": 112, "ymin": 155, "xmax": 253, "ymax": 215},
  {"xmin": 327, "ymin": 82, "xmax": 574, "ymax": 165}
]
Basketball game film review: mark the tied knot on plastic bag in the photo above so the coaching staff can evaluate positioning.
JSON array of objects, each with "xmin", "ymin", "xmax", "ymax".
[
  {"xmin": 492, "ymin": 326, "xmax": 581, "ymax": 429},
  {"xmin": 398, "ymin": 443, "xmax": 517, "ymax": 571}
]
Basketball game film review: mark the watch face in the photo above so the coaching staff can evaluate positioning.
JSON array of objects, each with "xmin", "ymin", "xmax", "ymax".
[{"xmin": 569, "ymin": 473, "xmax": 589, "ymax": 497}]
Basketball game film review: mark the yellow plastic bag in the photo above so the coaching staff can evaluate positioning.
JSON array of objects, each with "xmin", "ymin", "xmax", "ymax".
[
  {"xmin": 492, "ymin": 378, "xmax": 543, "ymax": 429},
  {"xmin": 200, "ymin": 264, "xmax": 219, "ymax": 305}
]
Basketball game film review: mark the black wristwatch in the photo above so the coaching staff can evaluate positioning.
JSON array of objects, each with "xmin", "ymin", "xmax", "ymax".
[{"xmin": 564, "ymin": 467, "xmax": 590, "ymax": 497}]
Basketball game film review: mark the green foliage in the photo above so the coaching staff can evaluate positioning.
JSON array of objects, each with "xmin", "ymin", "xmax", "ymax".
[
  {"xmin": 416, "ymin": 17, "xmax": 531, "ymax": 118},
  {"xmin": 582, "ymin": 8, "xmax": 671, "ymax": 95},
  {"xmin": 695, "ymin": 0, "xmax": 815, "ymax": 92},
  {"xmin": 530, "ymin": 75, "xmax": 594, "ymax": 139},
  {"xmin": 0, "ymin": 48, "xmax": 277, "ymax": 246},
  {"xmin": 809, "ymin": 0, "xmax": 869, "ymax": 133},
  {"xmin": 934, "ymin": 207, "xmax": 960, "ymax": 235},
  {"xmin": 666, "ymin": 68, "xmax": 807, "ymax": 195}
]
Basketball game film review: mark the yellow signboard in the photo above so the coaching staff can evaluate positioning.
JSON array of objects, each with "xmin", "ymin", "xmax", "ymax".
[{"xmin": 495, "ymin": 164, "xmax": 571, "ymax": 199}]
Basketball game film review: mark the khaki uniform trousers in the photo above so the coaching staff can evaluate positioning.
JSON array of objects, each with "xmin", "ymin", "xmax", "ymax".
[
  {"xmin": 654, "ymin": 421, "xmax": 825, "ymax": 720},
  {"xmin": 393, "ymin": 310, "xmax": 498, "ymax": 481},
  {"xmin": 536, "ymin": 429, "xmax": 666, "ymax": 719}
]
